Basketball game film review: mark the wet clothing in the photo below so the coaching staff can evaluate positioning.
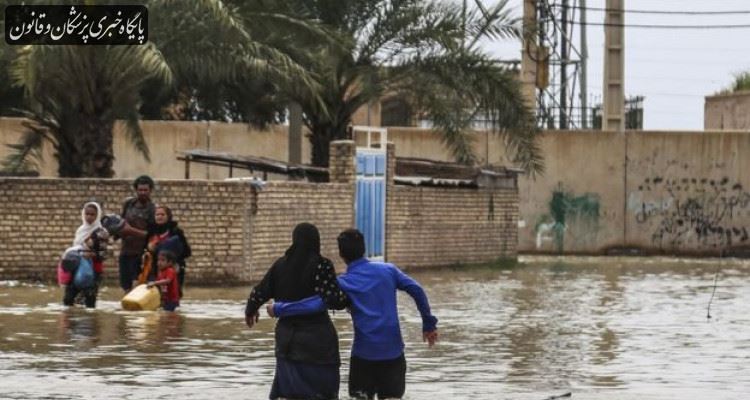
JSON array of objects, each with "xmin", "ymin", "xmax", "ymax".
[
  {"xmin": 244, "ymin": 223, "xmax": 348, "ymax": 400},
  {"xmin": 119, "ymin": 197, "xmax": 154, "ymax": 291},
  {"xmin": 348, "ymin": 354, "xmax": 407, "ymax": 399},
  {"xmin": 63, "ymin": 272, "xmax": 101, "ymax": 308},
  {"xmin": 270, "ymin": 358, "xmax": 340, "ymax": 400},
  {"xmin": 157, "ymin": 266, "xmax": 180, "ymax": 305},
  {"xmin": 146, "ymin": 221, "xmax": 191, "ymax": 284},
  {"xmin": 274, "ymin": 257, "xmax": 437, "ymax": 399},
  {"xmin": 119, "ymin": 197, "xmax": 155, "ymax": 256},
  {"xmin": 118, "ymin": 254, "xmax": 142, "ymax": 292},
  {"xmin": 339, "ymin": 258, "xmax": 437, "ymax": 360},
  {"xmin": 276, "ymin": 258, "xmax": 438, "ymax": 361}
]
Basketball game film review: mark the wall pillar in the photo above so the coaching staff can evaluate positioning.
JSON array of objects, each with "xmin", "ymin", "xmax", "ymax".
[{"xmin": 328, "ymin": 140, "xmax": 356, "ymax": 184}]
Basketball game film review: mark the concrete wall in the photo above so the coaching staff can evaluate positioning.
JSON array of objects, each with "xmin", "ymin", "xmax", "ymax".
[
  {"xmin": 519, "ymin": 130, "xmax": 750, "ymax": 256},
  {"xmin": 704, "ymin": 90, "xmax": 750, "ymax": 130},
  {"xmin": 6, "ymin": 116, "xmax": 749, "ymax": 257},
  {"xmin": 0, "ymin": 118, "xmax": 312, "ymax": 179},
  {"xmin": 624, "ymin": 131, "xmax": 750, "ymax": 255},
  {"xmin": 387, "ymin": 127, "xmax": 750, "ymax": 256},
  {"xmin": 518, "ymin": 131, "xmax": 625, "ymax": 254}
]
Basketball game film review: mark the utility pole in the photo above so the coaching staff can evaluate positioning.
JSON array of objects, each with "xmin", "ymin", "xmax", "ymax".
[
  {"xmin": 603, "ymin": 0, "xmax": 625, "ymax": 131},
  {"xmin": 580, "ymin": 0, "xmax": 589, "ymax": 129},
  {"xmin": 520, "ymin": 0, "xmax": 538, "ymax": 110},
  {"xmin": 559, "ymin": 0, "xmax": 569, "ymax": 129}
]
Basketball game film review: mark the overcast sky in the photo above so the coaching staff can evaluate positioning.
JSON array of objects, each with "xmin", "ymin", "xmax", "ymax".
[{"xmin": 480, "ymin": 0, "xmax": 750, "ymax": 130}]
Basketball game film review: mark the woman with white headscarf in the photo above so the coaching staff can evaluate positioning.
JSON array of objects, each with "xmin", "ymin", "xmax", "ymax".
[{"xmin": 61, "ymin": 202, "xmax": 109, "ymax": 308}]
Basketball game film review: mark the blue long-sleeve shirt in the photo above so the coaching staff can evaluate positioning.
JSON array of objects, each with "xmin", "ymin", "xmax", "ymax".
[{"xmin": 273, "ymin": 258, "xmax": 438, "ymax": 361}]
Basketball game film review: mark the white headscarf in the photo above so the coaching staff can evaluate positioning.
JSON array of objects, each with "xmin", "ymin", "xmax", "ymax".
[{"xmin": 73, "ymin": 202, "xmax": 103, "ymax": 247}]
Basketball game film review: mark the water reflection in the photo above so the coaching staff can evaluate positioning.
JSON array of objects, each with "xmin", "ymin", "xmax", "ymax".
[
  {"xmin": 0, "ymin": 257, "xmax": 749, "ymax": 399},
  {"xmin": 57, "ymin": 309, "xmax": 101, "ymax": 349}
]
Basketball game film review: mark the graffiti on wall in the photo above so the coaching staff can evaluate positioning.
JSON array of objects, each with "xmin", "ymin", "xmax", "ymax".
[
  {"xmin": 535, "ymin": 186, "xmax": 601, "ymax": 252},
  {"xmin": 629, "ymin": 176, "xmax": 750, "ymax": 248}
]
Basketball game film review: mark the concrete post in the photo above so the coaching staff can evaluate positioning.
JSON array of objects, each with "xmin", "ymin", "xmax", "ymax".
[
  {"xmin": 520, "ymin": 0, "xmax": 538, "ymax": 110},
  {"xmin": 603, "ymin": 0, "xmax": 625, "ymax": 132}
]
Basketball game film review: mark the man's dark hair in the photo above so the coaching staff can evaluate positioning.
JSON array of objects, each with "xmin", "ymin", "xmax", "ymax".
[
  {"xmin": 133, "ymin": 175, "xmax": 155, "ymax": 189},
  {"xmin": 337, "ymin": 229, "xmax": 366, "ymax": 262},
  {"xmin": 158, "ymin": 250, "xmax": 178, "ymax": 264}
]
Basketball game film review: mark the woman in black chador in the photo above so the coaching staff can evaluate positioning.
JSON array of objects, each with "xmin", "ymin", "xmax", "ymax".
[{"xmin": 244, "ymin": 223, "xmax": 349, "ymax": 400}]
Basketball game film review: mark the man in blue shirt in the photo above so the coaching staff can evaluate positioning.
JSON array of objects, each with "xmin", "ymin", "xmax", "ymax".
[{"xmin": 270, "ymin": 229, "xmax": 438, "ymax": 399}]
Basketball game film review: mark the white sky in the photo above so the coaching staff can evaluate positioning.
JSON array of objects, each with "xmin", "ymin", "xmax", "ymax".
[{"xmin": 480, "ymin": 0, "xmax": 750, "ymax": 130}]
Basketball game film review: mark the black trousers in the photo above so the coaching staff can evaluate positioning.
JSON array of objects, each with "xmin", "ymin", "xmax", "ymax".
[
  {"xmin": 349, "ymin": 354, "xmax": 406, "ymax": 399},
  {"xmin": 63, "ymin": 274, "xmax": 101, "ymax": 308}
]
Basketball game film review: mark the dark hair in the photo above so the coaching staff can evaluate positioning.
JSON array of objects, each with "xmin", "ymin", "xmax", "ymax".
[
  {"xmin": 337, "ymin": 229, "xmax": 365, "ymax": 262},
  {"xmin": 133, "ymin": 175, "xmax": 155, "ymax": 190},
  {"xmin": 158, "ymin": 250, "xmax": 177, "ymax": 264},
  {"xmin": 155, "ymin": 204, "xmax": 173, "ymax": 222}
]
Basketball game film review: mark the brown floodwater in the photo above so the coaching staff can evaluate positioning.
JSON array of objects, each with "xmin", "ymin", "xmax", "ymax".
[{"xmin": 1, "ymin": 256, "xmax": 748, "ymax": 399}]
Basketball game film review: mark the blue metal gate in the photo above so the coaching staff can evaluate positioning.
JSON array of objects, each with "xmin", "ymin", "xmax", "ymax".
[{"xmin": 355, "ymin": 149, "xmax": 386, "ymax": 260}]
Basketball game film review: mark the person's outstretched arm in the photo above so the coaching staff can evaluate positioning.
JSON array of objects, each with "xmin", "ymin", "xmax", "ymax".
[
  {"xmin": 270, "ymin": 295, "xmax": 326, "ymax": 318},
  {"xmin": 392, "ymin": 265, "xmax": 439, "ymax": 346},
  {"xmin": 271, "ymin": 258, "xmax": 349, "ymax": 318}
]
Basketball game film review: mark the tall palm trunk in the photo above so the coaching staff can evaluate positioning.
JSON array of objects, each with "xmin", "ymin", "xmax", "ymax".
[
  {"xmin": 52, "ymin": 113, "xmax": 115, "ymax": 177},
  {"xmin": 309, "ymin": 119, "xmax": 351, "ymax": 168}
]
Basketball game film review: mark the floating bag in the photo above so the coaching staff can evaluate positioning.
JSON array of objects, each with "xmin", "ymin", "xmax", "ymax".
[{"xmin": 73, "ymin": 257, "xmax": 95, "ymax": 289}]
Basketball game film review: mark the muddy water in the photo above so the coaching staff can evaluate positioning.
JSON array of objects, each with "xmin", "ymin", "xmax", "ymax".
[{"xmin": 1, "ymin": 256, "xmax": 748, "ymax": 399}]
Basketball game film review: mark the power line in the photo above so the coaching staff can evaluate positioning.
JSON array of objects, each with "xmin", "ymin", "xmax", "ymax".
[
  {"xmin": 571, "ymin": 21, "xmax": 750, "ymax": 29},
  {"xmin": 559, "ymin": 5, "xmax": 750, "ymax": 15}
]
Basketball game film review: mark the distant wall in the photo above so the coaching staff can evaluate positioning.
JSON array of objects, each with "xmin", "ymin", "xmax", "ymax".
[
  {"xmin": 5, "ymin": 116, "xmax": 749, "ymax": 257},
  {"xmin": 519, "ymin": 130, "xmax": 750, "ymax": 256},
  {"xmin": 704, "ymin": 90, "xmax": 750, "ymax": 130},
  {"xmin": 0, "ymin": 118, "xmax": 312, "ymax": 180}
]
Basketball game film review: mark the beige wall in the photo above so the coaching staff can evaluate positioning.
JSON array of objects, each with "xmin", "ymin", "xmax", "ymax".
[
  {"xmin": 518, "ymin": 131, "xmax": 625, "ymax": 254},
  {"xmin": 0, "ymin": 118, "xmax": 312, "ymax": 180},
  {"xmin": 5, "ymin": 116, "xmax": 750, "ymax": 257},
  {"xmin": 624, "ymin": 131, "xmax": 750, "ymax": 254},
  {"xmin": 704, "ymin": 90, "xmax": 750, "ymax": 130}
]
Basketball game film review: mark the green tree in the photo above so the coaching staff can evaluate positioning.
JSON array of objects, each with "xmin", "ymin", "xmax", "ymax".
[
  {"xmin": 1, "ymin": 0, "xmax": 318, "ymax": 177},
  {"xmin": 263, "ymin": 0, "xmax": 542, "ymax": 172}
]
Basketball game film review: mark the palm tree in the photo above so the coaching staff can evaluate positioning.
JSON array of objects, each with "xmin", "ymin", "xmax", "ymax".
[
  {"xmin": 1, "ymin": 0, "xmax": 321, "ymax": 177},
  {"xmin": 262, "ymin": 0, "xmax": 542, "ymax": 173},
  {"xmin": 4, "ymin": 44, "xmax": 172, "ymax": 177}
]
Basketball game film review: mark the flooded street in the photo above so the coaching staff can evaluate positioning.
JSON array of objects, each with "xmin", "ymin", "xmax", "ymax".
[{"xmin": 1, "ymin": 256, "xmax": 749, "ymax": 399}]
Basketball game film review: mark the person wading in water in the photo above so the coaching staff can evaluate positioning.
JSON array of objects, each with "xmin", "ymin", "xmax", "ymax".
[{"xmin": 244, "ymin": 223, "xmax": 349, "ymax": 399}]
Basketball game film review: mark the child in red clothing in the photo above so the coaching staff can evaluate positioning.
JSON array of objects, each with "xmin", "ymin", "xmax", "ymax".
[{"xmin": 147, "ymin": 251, "xmax": 180, "ymax": 311}]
